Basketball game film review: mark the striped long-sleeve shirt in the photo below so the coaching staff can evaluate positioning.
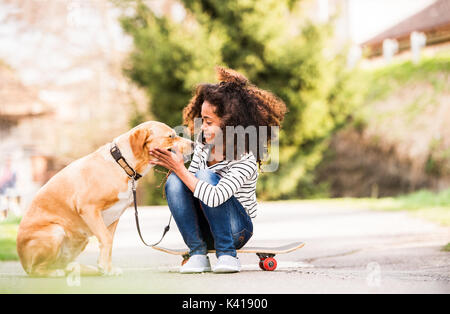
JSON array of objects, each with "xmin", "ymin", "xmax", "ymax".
[{"xmin": 188, "ymin": 140, "xmax": 259, "ymax": 218}]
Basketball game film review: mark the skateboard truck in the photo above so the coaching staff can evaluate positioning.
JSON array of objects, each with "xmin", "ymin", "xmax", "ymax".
[{"xmin": 181, "ymin": 253, "xmax": 190, "ymax": 266}]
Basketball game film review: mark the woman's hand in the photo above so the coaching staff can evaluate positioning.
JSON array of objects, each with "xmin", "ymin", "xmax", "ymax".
[
  {"xmin": 150, "ymin": 147, "xmax": 200, "ymax": 193},
  {"xmin": 149, "ymin": 148, "xmax": 185, "ymax": 174}
]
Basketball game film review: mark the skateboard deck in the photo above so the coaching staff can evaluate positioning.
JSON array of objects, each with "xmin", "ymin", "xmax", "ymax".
[{"xmin": 153, "ymin": 241, "xmax": 305, "ymax": 271}]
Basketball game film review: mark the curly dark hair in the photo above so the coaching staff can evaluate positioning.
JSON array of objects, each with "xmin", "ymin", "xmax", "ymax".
[{"xmin": 183, "ymin": 66, "xmax": 287, "ymax": 169}]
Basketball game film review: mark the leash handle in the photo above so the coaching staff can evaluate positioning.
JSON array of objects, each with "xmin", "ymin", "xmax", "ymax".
[{"xmin": 132, "ymin": 179, "xmax": 172, "ymax": 247}]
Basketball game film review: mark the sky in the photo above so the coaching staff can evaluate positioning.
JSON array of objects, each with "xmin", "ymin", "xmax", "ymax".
[{"xmin": 347, "ymin": 0, "xmax": 437, "ymax": 44}]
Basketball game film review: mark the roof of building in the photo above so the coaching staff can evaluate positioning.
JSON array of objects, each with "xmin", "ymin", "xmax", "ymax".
[
  {"xmin": 363, "ymin": 0, "xmax": 450, "ymax": 46},
  {"xmin": 0, "ymin": 62, "xmax": 51, "ymax": 120}
]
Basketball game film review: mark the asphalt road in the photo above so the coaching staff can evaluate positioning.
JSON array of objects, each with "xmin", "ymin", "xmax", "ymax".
[{"xmin": 1, "ymin": 201, "xmax": 449, "ymax": 294}]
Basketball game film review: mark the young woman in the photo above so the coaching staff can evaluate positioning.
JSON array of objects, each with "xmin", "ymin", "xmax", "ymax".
[{"xmin": 149, "ymin": 67, "xmax": 287, "ymax": 273}]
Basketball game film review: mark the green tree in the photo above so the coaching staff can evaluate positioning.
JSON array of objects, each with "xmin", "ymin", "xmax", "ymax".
[{"xmin": 119, "ymin": 0, "xmax": 360, "ymax": 203}]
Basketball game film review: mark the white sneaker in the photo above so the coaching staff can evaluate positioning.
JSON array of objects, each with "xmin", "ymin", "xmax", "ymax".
[
  {"xmin": 213, "ymin": 255, "xmax": 241, "ymax": 273},
  {"xmin": 180, "ymin": 255, "xmax": 211, "ymax": 273}
]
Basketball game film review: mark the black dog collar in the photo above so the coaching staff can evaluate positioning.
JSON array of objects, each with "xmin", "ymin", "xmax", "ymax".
[{"xmin": 110, "ymin": 143, "xmax": 142, "ymax": 180}]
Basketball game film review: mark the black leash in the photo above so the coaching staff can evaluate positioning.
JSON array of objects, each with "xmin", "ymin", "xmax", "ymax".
[
  {"xmin": 110, "ymin": 142, "xmax": 171, "ymax": 247},
  {"xmin": 132, "ymin": 178, "xmax": 172, "ymax": 247}
]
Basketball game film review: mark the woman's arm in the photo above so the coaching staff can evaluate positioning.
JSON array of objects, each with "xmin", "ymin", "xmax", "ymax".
[
  {"xmin": 174, "ymin": 166, "xmax": 199, "ymax": 193},
  {"xmin": 192, "ymin": 158, "xmax": 256, "ymax": 207}
]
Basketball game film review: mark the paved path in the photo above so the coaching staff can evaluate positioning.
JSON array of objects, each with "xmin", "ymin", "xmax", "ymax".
[{"xmin": 1, "ymin": 201, "xmax": 449, "ymax": 293}]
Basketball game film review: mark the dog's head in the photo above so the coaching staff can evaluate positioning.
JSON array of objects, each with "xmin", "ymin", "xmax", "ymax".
[{"xmin": 129, "ymin": 121, "xmax": 195, "ymax": 161}]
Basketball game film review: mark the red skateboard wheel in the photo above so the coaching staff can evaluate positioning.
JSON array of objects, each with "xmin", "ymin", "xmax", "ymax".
[
  {"xmin": 259, "ymin": 261, "xmax": 265, "ymax": 270},
  {"xmin": 262, "ymin": 257, "xmax": 277, "ymax": 271}
]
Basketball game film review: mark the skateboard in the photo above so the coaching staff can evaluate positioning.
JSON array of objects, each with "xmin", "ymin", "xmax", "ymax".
[{"xmin": 152, "ymin": 241, "xmax": 305, "ymax": 271}]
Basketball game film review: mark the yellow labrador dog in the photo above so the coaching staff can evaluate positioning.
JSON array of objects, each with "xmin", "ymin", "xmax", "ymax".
[{"xmin": 17, "ymin": 121, "xmax": 193, "ymax": 277}]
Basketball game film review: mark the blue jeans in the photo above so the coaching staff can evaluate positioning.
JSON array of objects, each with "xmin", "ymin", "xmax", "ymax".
[{"xmin": 165, "ymin": 169, "xmax": 253, "ymax": 257}]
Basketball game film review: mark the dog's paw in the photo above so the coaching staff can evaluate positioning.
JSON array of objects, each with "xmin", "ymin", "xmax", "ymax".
[
  {"xmin": 66, "ymin": 262, "xmax": 79, "ymax": 273},
  {"xmin": 99, "ymin": 265, "xmax": 123, "ymax": 276},
  {"xmin": 48, "ymin": 269, "xmax": 66, "ymax": 277},
  {"xmin": 109, "ymin": 266, "xmax": 123, "ymax": 276}
]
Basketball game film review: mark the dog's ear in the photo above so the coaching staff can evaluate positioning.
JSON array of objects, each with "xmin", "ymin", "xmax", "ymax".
[{"xmin": 130, "ymin": 128, "xmax": 152, "ymax": 158}]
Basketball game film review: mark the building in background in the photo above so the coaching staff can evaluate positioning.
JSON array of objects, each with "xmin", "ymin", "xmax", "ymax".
[
  {"xmin": 308, "ymin": 0, "xmax": 449, "ymax": 66},
  {"xmin": 0, "ymin": 0, "xmax": 148, "ymax": 214},
  {"xmin": 361, "ymin": 0, "xmax": 450, "ymax": 63},
  {"xmin": 0, "ymin": 62, "xmax": 55, "ymax": 215}
]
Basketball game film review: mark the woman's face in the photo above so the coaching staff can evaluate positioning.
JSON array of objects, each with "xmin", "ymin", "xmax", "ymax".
[{"xmin": 201, "ymin": 100, "xmax": 222, "ymax": 145}]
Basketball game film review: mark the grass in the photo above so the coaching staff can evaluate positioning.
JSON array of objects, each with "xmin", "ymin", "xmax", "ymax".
[
  {"xmin": 364, "ymin": 189, "xmax": 450, "ymax": 227},
  {"xmin": 442, "ymin": 243, "xmax": 450, "ymax": 252},
  {"xmin": 350, "ymin": 52, "xmax": 450, "ymax": 138},
  {"xmin": 277, "ymin": 188, "xmax": 450, "ymax": 227},
  {"xmin": 359, "ymin": 52, "xmax": 450, "ymax": 104},
  {"xmin": 0, "ymin": 215, "xmax": 21, "ymax": 261}
]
